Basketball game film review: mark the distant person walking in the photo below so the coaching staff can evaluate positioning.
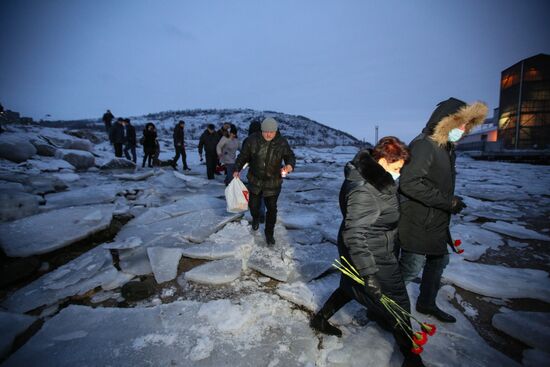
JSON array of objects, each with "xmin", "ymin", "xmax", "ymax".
[
  {"xmin": 216, "ymin": 124, "xmax": 240, "ymax": 185},
  {"xmin": 110, "ymin": 118, "xmax": 126, "ymax": 158},
  {"xmin": 171, "ymin": 120, "xmax": 190, "ymax": 171},
  {"xmin": 123, "ymin": 118, "xmax": 137, "ymax": 163},
  {"xmin": 233, "ymin": 117, "xmax": 295, "ymax": 245},
  {"xmin": 398, "ymin": 98, "xmax": 488, "ymax": 324},
  {"xmin": 102, "ymin": 109, "xmax": 114, "ymax": 134},
  {"xmin": 198, "ymin": 124, "xmax": 220, "ymax": 179},
  {"xmin": 141, "ymin": 122, "xmax": 157, "ymax": 168}
]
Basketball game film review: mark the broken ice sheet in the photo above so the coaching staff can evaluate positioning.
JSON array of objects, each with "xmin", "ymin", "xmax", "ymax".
[
  {"xmin": 185, "ymin": 258, "xmax": 242, "ymax": 285},
  {"xmin": 147, "ymin": 247, "xmax": 183, "ymax": 284}
]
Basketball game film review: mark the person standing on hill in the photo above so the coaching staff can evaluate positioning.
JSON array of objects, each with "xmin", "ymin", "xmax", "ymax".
[
  {"xmin": 198, "ymin": 124, "xmax": 220, "ymax": 179},
  {"xmin": 123, "ymin": 118, "xmax": 137, "ymax": 163},
  {"xmin": 233, "ymin": 117, "xmax": 295, "ymax": 245},
  {"xmin": 216, "ymin": 124, "xmax": 240, "ymax": 185},
  {"xmin": 110, "ymin": 118, "xmax": 126, "ymax": 158},
  {"xmin": 141, "ymin": 122, "xmax": 157, "ymax": 168},
  {"xmin": 102, "ymin": 109, "xmax": 114, "ymax": 134},
  {"xmin": 398, "ymin": 98, "xmax": 488, "ymax": 323},
  {"xmin": 171, "ymin": 120, "xmax": 190, "ymax": 171}
]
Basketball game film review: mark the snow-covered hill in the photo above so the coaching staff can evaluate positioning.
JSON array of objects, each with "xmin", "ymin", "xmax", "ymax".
[{"xmin": 39, "ymin": 109, "xmax": 363, "ymax": 147}]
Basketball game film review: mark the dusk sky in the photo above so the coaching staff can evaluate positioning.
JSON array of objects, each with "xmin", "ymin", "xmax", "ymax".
[{"xmin": 1, "ymin": 0, "xmax": 548, "ymax": 143}]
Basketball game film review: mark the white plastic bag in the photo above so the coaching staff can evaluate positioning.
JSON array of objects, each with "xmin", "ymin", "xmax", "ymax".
[{"xmin": 225, "ymin": 177, "xmax": 249, "ymax": 213}]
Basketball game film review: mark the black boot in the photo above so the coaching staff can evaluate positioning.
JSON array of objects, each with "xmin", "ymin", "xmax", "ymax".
[
  {"xmin": 401, "ymin": 354, "xmax": 425, "ymax": 367},
  {"xmin": 265, "ymin": 231, "xmax": 275, "ymax": 245},
  {"xmin": 310, "ymin": 313, "xmax": 342, "ymax": 337},
  {"xmin": 251, "ymin": 219, "xmax": 259, "ymax": 231},
  {"xmin": 416, "ymin": 304, "xmax": 456, "ymax": 323}
]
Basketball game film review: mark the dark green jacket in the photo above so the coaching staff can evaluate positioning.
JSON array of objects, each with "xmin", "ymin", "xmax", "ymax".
[{"xmin": 234, "ymin": 132, "xmax": 296, "ymax": 197}]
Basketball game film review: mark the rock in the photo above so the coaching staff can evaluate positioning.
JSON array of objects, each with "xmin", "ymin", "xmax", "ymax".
[
  {"xmin": 61, "ymin": 137, "xmax": 93, "ymax": 152},
  {"xmin": 55, "ymin": 149, "xmax": 95, "ymax": 170},
  {"xmin": 0, "ymin": 133, "xmax": 37, "ymax": 163},
  {"xmin": 100, "ymin": 158, "xmax": 136, "ymax": 170},
  {"xmin": 0, "ymin": 190, "xmax": 42, "ymax": 222},
  {"xmin": 63, "ymin": 129, "xmax": 101, "ymax": 144},
  {"xmin": 0, "ymin": 257, "xmax": 41, "ymax": 288},
  {"xmin": 121, "ymin": 279, "xmax": 156, "ymax": 302},
  {"xmin": 25, "ymin": 175, "xmax": 68, "ymax": 194}
]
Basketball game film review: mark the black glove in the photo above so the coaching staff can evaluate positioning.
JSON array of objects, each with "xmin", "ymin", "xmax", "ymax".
[
  {"xmin": 364, "ymin": 275, "xmax": 382, "ymax": 299},
  {"xmin": 450, "ymin": 195, "xmax": 467, "ymax": 214}
]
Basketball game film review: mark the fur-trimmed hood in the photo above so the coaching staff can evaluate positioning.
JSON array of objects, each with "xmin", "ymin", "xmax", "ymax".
[
  {"xmin": 423, "ymin": 98, "xmax": 489, "ymax": 147},
  {"xmin": 345, "ymin": 149, "xmax": 394, "ymax": 193}
]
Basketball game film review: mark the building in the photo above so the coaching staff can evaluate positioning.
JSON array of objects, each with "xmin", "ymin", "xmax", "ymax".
[
  {"xmin": 497, "ymin": 53, "xmax": 550, "ymax": 149},
  {"xmin": 457, "ymin": 108, "xmax": 499, "ymax": 152}
]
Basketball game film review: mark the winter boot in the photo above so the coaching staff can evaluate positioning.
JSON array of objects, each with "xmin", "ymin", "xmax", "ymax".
[
  {"xmin": 310, "ymin": 313, "xmax": 342, "ymax": 337},
  {"xmin": 251, "ymin": 218, "xmax": 260, "ymax": 231},
  {"xmin": 265, "ymin": 233, "xmax": 276, "ymax": 246}
]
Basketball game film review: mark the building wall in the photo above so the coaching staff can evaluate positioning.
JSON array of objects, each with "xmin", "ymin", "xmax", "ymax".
[{"xmin": 498, "ymin": 54, "xmax": 550, "ymax": 149}]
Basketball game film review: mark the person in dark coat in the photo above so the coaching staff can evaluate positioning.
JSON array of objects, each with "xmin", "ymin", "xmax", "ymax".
[
  {"xmin": 198, "ymin": 124, "xmax": 220, "ymax": 179},
  {"xmin": 110, "ymin": 118, "xmax": 126, "ymax": 157},
  {"xmin": 141, "ymin": 122, "xmax": 157, "ymax": 168},
  {"xmin": 171, "ymin": 120, "xmax": 190, "ymax": 171},
  {"xmin": 123, "ymin": 118, "xmax": 137, "ymax": 163},
  {"xmin": 310, "ymin": 137, "xmax": 423, "ymax": 367},
  {"xmin": 243, "ymin": 117, "xmax": 265, "ymax": 222},
  {"xmin": 233, "ymin": 117, "xmax": 295, "ymax": 245},
  {"xmin": 102, "ymin": 109, "xmax": 114, "ymax": 134},
  {"xmin": 398, "ymin": 98, "xmax": 488, "ymax": 323}
]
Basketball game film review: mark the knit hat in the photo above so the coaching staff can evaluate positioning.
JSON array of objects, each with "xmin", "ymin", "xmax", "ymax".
[{"xmin": 261, "ymin": 117, "xmax": 278, "ymax": 132}]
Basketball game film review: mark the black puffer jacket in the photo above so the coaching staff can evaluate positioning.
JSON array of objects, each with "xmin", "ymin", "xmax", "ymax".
[
  {"xmin": 173, "ymin": 124, "xmax": 185, "ymax": 147},
  {"xmin": 126, "ymin": 124, "xmax": 136, "ymax": 146},
  {"xmin": 398, "ymin": 98, "xmax": 488, "ymax": 255},
  {"xmin": 110, "ymin": 122, "xmax": 126, "ymax": 144},
  {"xmin": 198, "ymin": 130, "xmax": 219, "ymax": 156},
  {"xmin": 234, "ymin": 132, "xmax": 296, "ymax": 197},
  {"xmin": 142, "ymin": 128, "xmax": 157, "ymax": 154},
  {"xmin": 338, "ymin": 150, "xmax": 399, "ymax": 279}
]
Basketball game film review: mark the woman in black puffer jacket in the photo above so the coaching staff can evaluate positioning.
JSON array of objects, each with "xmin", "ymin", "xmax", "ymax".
[
  {"xmin": 141, "ymin": 122, "xmax": 157, "ymax": 168},
  {"xmin": 310, "ymin": 137, "xmax": 424, "ymax": 367}
]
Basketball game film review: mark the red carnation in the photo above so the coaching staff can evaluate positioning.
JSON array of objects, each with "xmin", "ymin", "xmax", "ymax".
[
  {"xmin": 457, "ymin": 249, "xmax": 464, "ymax": 254},
  {"xmin": 413, "ymin": 331, "xmax": 428, "ymax": 346},
  {"xmin": 421, "ymin": 323, "xmax": 437, "ymax": 336},
  {"xmin": 454, "ymin": 239, "xmax": 462, "ymax": 247},
  {"xmin": 411, "ymin": 343, "xmax": 424, "ymax": 355}
]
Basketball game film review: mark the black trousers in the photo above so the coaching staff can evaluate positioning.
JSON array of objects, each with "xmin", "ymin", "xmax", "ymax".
[
  {"xmin": 249, "ymin": 192, "xmax": 279, "ymax": 236},
  {"xmin": 318, "ymin": 260, "xmax": 414, "ymax": 358},
  {"xmin": 205, "ymin": 153, "xmax": 217, "ymax": 179},
  {"xmin": 173, "ymin": 145, "xmax": 189, "ymax": 169},
  {"xmin": 114, "ymin": 143, "xmax": 123, "ymax": 157},
  {"xmin": 124, "ymin": 144, "xmax": 136, "ymax": 163}
]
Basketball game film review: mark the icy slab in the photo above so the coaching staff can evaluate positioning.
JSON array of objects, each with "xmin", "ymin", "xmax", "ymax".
[
  {"xmin": 0, "ymin": 132, "xmax": 37, "ymax": 163},
  {"xmin": 102, "ymin": 236, "xmax": 143, "ymax": 250},
  {"xmin": 52, "ymin": 172, "xmax": 80, "ymax": 183},
  {"xmin": 0, "ymin": 190, "xmax": 42, "ymax": 222},
  {"xmin": 25, "ymin": 174, "xmax": 68, "ymax": 194},
  {"xmin": 101, "ymin": 271, "xmax": 135, "ymax": 291},
  {"xmin": 119, "ymin": 247, "xmax": 153, "ymax": 276},
  {"xmin": 279, "ymin": 212, "xmax": 319, "ymax": 229},
  {"xmin": 1, "ymin": 246, "xmax": 119, "ymax": 313},
  {"xmin": 492, "ymin": 309, "xmax": 550, "ymax": 350},
  {"xmin": 450, "ymin": 223, "xmax": 504, "ymax": 261},
  {"xmin": 482, "ymin": 221, "xmax": 550, "ymax": 241},
  {"xmin": 290, "ymin": 242, "xmax": 338, "ymax": 282},
  {"xmin": 0, "ymin": 204, "xmax": 115, "ymax": 257},
  {"xmin": 99, "ymin": 158, "xmax": 136, "ymax": 170},
  {"xmin": 277, "ymin": 272, "xmax": 340, "ymax": 312},
  {"xmin": 444, "ymin": 256, "xmax": 550, "ymax": 303},
  {"xmin": 287, "ymin": 171, "xmax": 322, "ymax": 180},
  {"xmin": 113, "ymin": 171, "xmax": 155, "ymax": 181},
  {"xmin": 184, "ymin": 258, "xmax": 242, "ymax": 285},
  {"xmin": 25, "ymin": 158, "xmax": 75, "ymax": 172},
  {"xmin": 173, "ymin": 170, "xmax": 211, "ymax": 188},
  {"xmin": 181, "ymin": 242, "xmax": 242, "ymax": 260},
  {"xmin": 147, "ymin": 247, "xmax": 183, "ymax": 284},
  {"xmin": 55, "ymin": 148, "xmax": 95, "ymax": 169},
  {"xmin": 3, "ymin": 293, "xmax": 318, "ymax": 367},
  {"xmin": 44, "ymin": 184, "xmax": 121, "ymax": 209},
  {"xmin": 461, "ymin": 195, "xmax": 522, "ymax": 221},
  {"xmin": 523, "ymin": 349, "xmax": 550, "ymax": 367},
  {"xmin": 0, "ymin": 311, "xmax": 37, "ymax": 359},
  {"xmin": 462, "ymin": 183, "xmax": 531, "ymax": 202},
  {"xmin": 117, "ymin": 207, "xmax": 242, "ymax": 245},
  {"xmin": 247, "ymin": 246, "xmax": 293, "ymax": 282}
]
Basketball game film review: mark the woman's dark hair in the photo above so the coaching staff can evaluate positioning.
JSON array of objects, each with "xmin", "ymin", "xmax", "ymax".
[{"xmin": 371, "ymin": 136, "xmax": 410, "ymax": 163}]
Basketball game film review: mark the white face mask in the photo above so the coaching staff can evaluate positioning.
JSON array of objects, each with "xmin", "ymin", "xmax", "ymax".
[
  {"xmin": 389, "ymin": 171, "xmax": 400, "ymax": 181},
  {"xmin": 448, "ymin": 128, "xmax": 465, "ymax": 142}
]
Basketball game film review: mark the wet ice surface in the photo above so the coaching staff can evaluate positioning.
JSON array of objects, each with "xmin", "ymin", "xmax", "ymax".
[{"xmin": 1, "ymin": 129, "xmax": 550, "ymax": 367}]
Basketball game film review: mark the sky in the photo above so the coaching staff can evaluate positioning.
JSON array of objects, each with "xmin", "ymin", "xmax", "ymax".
[{"xmin": 0, "ymin": 0, "xmax": 548, "ymax": 143}]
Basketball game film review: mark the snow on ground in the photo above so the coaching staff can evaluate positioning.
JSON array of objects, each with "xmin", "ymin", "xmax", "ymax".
[{"xmin": 1, "ymin": 125, "xmax": 549, "ymax": 366}]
